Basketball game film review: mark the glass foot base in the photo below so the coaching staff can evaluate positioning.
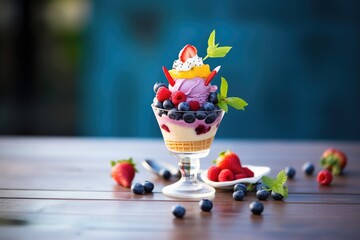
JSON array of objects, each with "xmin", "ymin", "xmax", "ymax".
[{"xmin": 162, "ymin": 180, "xmax": 215, "ymax": 199}]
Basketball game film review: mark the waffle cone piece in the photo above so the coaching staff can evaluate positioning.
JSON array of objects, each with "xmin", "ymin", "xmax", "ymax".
[{"xmin": 164, "ymin": 137, "xmax": 214, "ymax": 153}]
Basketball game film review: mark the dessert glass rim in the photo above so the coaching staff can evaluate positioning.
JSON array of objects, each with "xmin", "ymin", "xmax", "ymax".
[{"xmin": 151, "ymin": 104, "xmax": 224, "ymax": 113}]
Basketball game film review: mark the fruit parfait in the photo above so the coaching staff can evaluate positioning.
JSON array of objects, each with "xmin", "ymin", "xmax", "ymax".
[{"xmin": 151, "ymin": 30, "xmax": 247, "ymax": 198}]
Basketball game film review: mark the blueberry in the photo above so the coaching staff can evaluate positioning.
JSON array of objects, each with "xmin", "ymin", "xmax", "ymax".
[
  {"xmin": 255, "ymin": 182, "xmax": 269, "ymax": 191},
  {"xmin": 183, "ymin": 112, "xmax": 196, "ymax": 123},
  {"xmin": 143, "ymin": 181, "xmax": 154, "ymax": 193},
  {"xmin": 284, "ymin": 166, "xmax": 296, "ymax": 179},
  {"xmin": 256, "ymin": 189, "xmax": 270, "ymax": 200},
  {"xmin": 163, "ymin": 100, "xmax": 174, "ymax": 110},
  {"xmin": 208, "ymin": 92, "xmax": 218, "ymax": 104},
  {"xmin": 205, "ymin": 112, "xmax": 217, "ymax": 124},
  {"xmin": 196, "ymin": 111, "xmax": 207, "ymax": 120},
  {"xmin": 203, "ymin": 102, "xmax": 215, "ymax": 111},
  {"xmin": 271, "ymin": 191, "xmax": 284, "ymax": 200},
  {"xmin": 249, "ymin": 201, "xmax": 264, "ymax": 215},
  {"xmin": 159, "ymin": 168, "xmax": 171, "ymax": 180},
  {"xmin": 302, "ymin": 162, "xmax": 315, "ymax": 175},
  {"xmin": 177, "ymin": 102, "xmax": 190, "ymax": 111},
  {"xmin": 232, "ymin": 190, "xmax": 245, "ymax": 201},
  {"xmin": 153, "ymin": 82, "xmax": 167, "ymax": 93},
  {"xmin": 157, "ymin": 109, "xmax": 165, "ymax": 117},
  {"xmin": 172, "ymin": 205, "xmax": 186, "ymax": 218},
  {"xmin": 131, "ymin": 183, "xmax": 144, "ymax": 195},
  {"xmin": 199, "ymin": 199, "xmax": 213, "ymax": 212},
  {"xmin": 168, "ymin": 109, "xmax": 182, "ymax": 120},
  {"xmin": 233, "ymin": 183, "xmax": 247, "ymax": 194},
  {"xmin": 153, "ymin": 99, "xmax": 163, "ymax": 109}
]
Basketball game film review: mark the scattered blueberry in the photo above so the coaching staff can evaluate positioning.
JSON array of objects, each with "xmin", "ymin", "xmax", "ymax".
[
  {"xmin": 195, "ymin": 111, "xmax": 207, "ymax": 120},
  {"xmin": 183, "ymin": 112, "xmax": 196, "ymax": 123},
  {"xmin": 172, "ymin": 205, "xmax": 186, "ymax": 218},
  {"xmin": 205, "ymin": 112, "xmax": 217, "ymax": 124},
  {"xmin": 199, "ymin": 199, "xmax": 213, "ymax": 212},
  {"xmin": 178, "ymin": 102, "xmax": 190, "ymax": 111},
  {"xmin": 271, "ymin": 191, "xmax": 284, "ymax": 200},
  {"xmin": 234, "ymin": 183, "xmax": 247, "ymax": 194},
  {"xmin": 168, "ymin": 109, "xmax": 182, "ymax": 120},
  {"xmin": 232, "ymin": 190, "xmax": 245, "ymax": 201},
  {"xmin": 208, "ymin": 92, "xmax": 218, "ymax": 104},
  {"xmin": 153, "ymin": 82, "xmax": 167, "ymax": 93},
  {"xmin": 256, "ymin": 189, "xmax": 270, "ymax": 200},
  {"xmin": 163, "ymin": 100, "xmax": 174, "ymax": 110},
  {"xmin": 143, "ymin": 181, "xmax": 154, "ymax": 193},
  {"xmin": 159, "ymin": 168, "xmax": 171, "ymax": 180},
  {"xmin": 249, "ymin": 201, "xmax": 264, "ymax": 215},
  {"xmin": 302, "ymin": 162, "xmax": 315, "ymax": 175},
  {"xmin": 203, "ymin": 102, "xmax": 215, "ymax": 111},
  {"xmin": 284, "ymin": 166, "xmax": 296, "ymax": 179},
  {"xmin": 131, "ymin": 183, "xmax": 144, "ymax": 195}
]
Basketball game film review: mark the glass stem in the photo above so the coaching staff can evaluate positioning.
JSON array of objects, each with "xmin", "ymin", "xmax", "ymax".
[{"xmin": 178, "ymin": 157, "xmax": 200, "ymax": 184}]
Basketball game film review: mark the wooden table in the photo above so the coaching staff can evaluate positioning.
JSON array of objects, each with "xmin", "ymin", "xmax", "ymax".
[{"xmin": 0, "ymin": 137, "xmax": 359, "ymax": 239}]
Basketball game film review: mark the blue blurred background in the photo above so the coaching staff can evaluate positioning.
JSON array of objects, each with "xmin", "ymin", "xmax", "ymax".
[{"xmin": 1, "ymin": 0, "xmax": 359, "ymax": 140}]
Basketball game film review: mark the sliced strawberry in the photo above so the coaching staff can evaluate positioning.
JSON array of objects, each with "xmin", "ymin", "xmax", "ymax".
[
  {"xmin": 179, "ymin": 44, "xmax": 197, "ymax": 63},
  {"xmin": 242, "ymin": 167, "xmax": 254, "ymax": 178}
]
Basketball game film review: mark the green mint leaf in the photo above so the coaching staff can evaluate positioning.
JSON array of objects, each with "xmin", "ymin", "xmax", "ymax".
[
  {"xmin": 220, "ymin": 77, "xmax": 228, "ymax": 98},
  {"xmin": 283, "ymin": 186, "xmax": 289, "ymax": 198},
  {"xmin": 208, "ymin": 30, "xmax": 215, "ymax": 47},
  {"xmin": 261, "ymin": 176, "xmax": 275, "ymax": 188},
  {"xmin": 272, "ymin": 184, "xmax": 284, "ymax": 196},
  {"xmin": 218, "ymin": 101, "xmax": 228, "ymax": 112},
  {"xmin": 276, "ymin": 170, "xmax": 288, "ymax": 186},
  {"xmin": 225, "ymin": 97, "xmax": 248, "ymax": 110},
  {"xmin": 208, "ymin": 46, "xmax": 232, "ymax": 58}
]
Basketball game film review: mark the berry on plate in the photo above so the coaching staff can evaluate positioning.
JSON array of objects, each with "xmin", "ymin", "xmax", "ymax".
[
  {"xmin": 317, "ymin": 170, "xmax": 333, "ymax": 186},
  {"xmin": 320, "ymin": 148, "xmax": 347, "ymax": 175},
  {"xmin": 214, "ymin": 150, "xmax": 243, "ymax": 174},
  {"xmin": 207, "ymin": 166, "xmax": 221, "ymax": 182},
  {"xmin": 111, "ymin": 158, "xmax": 137, "ymax": 188},
  {"xmin": 218, "ymin": 169, "xmax": 234, "ymax": 182}
]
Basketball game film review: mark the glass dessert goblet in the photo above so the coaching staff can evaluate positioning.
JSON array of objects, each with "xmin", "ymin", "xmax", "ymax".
[{"xmin": 152, "ymin": 104, "xmax": 224, "ymax": 199}]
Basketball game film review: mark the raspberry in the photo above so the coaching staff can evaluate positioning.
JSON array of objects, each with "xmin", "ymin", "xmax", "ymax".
[
  {"xmin": 189, "ymin": 100, "xmax": 200, "ymax": 111},
  {"xmin": 171, "ymin": 91, "xmax": 186, "ymax": 106},
  {"xmin": 317, "ymin": 170, "xmax": 333, "ymax": 186},
  {"xmin": 234, "ymin": 173, "xmax": 247, "ymax": 180},
  {"xmin": 195, "ymin": 124, "xmax": 211, "ymax": 135},
  {"xmin": 156, "ymin": 87, "xmax": 172, "ymax": 102},
  {"xmin": 207, "ymin": 166, "xmax": 221, "ymax": 182},
  {"xmin": 242, "ymin": 167, "xmax": 254, "ymax": 177},
  {"xmin": 218, "ymin": 169, "xmax": 234, "ymax": 182}
]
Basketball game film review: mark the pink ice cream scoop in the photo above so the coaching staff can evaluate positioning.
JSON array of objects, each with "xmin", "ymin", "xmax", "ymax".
[{"xmin": 169, "ymin": 77, "xmax": 218, "ymax": 105}]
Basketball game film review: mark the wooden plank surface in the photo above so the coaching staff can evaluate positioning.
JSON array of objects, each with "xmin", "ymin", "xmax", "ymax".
[{"xmin": 0, "ymin": 137, "xmax": 360, "ymax": 239}]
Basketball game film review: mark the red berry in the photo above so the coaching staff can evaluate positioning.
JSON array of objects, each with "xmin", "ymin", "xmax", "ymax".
[
  {"xmin": 320, "ymin": 148, "xmax": 347, "ymax": 175},
  {"xmin": 215, "ymin": 150, "xmax": 243, "ymax": 174},
  {"xmin": 317, "ymin": 170, "xmax": 333, "ymax": 186},
  {"xmin": 189, "ymin": 100, "xmax": 200, "ymax": 111},
  {"xmin": 179, "ymin": 44, "xmax": 197, "ymax": 63},
  {"xmin": 242, "ymin": 167, "xmax": 254, "ymax": 178},
  {"xmin": 111, "ymin": 159, "xmax": 137, "ymax": 188},
  {"xmin": 161, "ymin": 124, "xmax": 170, "ymax": 132},
  {"xmin": 234, "ymin": 173, "xmax": 247, "ymax": 180},
  {"xmin": 156, "ymin": 87, "xmax": 172, "ymax": 102},
  {"xmin": 207, "ymin": 166, "xmax": 221, "ymax": 182},
  {"xmin": 218, "ymin": 169, "xmax": 234, "ymax": 182},
  {"xmin": 171, "ymin": 91, "xmax": 186, "ymax": 106}
]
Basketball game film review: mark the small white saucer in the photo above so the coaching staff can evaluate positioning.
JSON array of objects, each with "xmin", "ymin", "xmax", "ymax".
[{"xmin": 200, "ymin": 165, "xmax": 271, "ymax": 189}]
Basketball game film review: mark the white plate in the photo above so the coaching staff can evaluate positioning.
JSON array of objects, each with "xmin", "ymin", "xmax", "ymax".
[{"xmin": 200, "ymin": 165, "xmax": 271, "ymax": 189}]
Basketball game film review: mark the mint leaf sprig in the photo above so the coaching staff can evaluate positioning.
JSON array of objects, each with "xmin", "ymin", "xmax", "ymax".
[
  {"xmin": 261, "ymin": 170, "xmax": 289, "ymax": 198},
  {"xmin": 203, "ymin": 30, "xmax": 232, "ymax": 61},
  {"xmin": 217, "ymin": 77, "xmax": 248, "ymax": 112}
]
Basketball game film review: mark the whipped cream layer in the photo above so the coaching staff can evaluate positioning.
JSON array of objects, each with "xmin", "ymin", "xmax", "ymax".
[{"xmin": 172, "ymin": 55, "xmax": 203, "ymax": 71}]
